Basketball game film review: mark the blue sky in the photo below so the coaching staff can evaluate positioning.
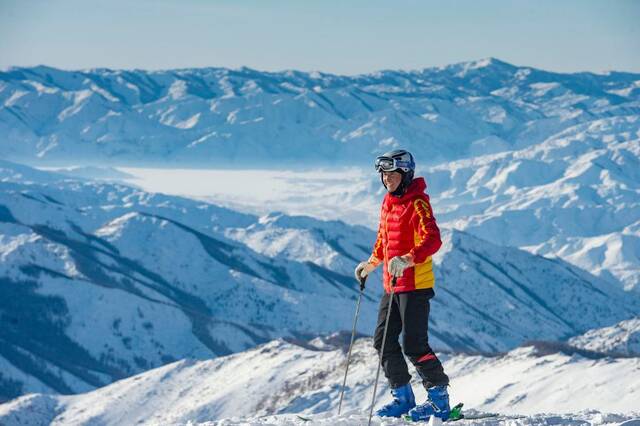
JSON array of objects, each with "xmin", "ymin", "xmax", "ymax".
[{"xmin": 1, "ymin": 0, "xmax": 639, "ymax": 74}]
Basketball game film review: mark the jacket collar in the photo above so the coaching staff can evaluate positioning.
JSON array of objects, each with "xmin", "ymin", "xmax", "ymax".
[{"xmin": 384, "ymin": 177, "xmax": 426, "ymax": 205}]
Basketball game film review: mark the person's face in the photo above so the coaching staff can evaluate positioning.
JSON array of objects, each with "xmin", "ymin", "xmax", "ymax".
[{"xmin": 382, "ymin": 171, "xmax": 402, "ymax": 193}]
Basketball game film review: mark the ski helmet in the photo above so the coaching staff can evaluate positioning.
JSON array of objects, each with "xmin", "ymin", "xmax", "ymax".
[{"xmin": 375, "ymin": 149, "xmax": 416, "ymax": 196}]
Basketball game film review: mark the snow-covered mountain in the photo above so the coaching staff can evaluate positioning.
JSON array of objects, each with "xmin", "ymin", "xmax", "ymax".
[
  {"xmin": 1, "ymin": 337, "xmax": 638, "ymax": 425},
  {"xmin": 82, "ymin": 108, "xmax": 639, "ymax": 294},
  {"xmin": 3, "ymin": 58, "xmax": 639, "ymax": 295},
  {"xmin": 569, "ymin": 318, "xmax": 640, "ymax": 356},
  {"xmin": 232, "ymin": 211, "xmax": 638, "ymax": 354},
  {"xmin": 1, "ymin": 59, "xmax": 638, "ymax": 166},
  {"xmin": 2, "ymin": 58, "xmax": 640, "ymax": 425},
  {"xmin": 423, "ymin": 115, "xmax": 640, "ymax": 293},
  {"xmin": 108, "ymin": 135, "xmax": 640, "ymax": 298},
  {"xmin": 1, "ymin": 161, "xmax": 638, "ymax": 403},
  {"xmin": 0, "ymin": 161, "xmax": 379, "ymax": 401}
]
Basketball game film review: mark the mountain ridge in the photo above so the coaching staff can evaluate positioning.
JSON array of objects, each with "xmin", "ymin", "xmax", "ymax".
[
  {"xmin": 1, "ymin": 337, "xmax": 638, "ymax": 425},
  {"xmin": 2, "ymin": 59, "xmax": 638, "ymax": 166}
]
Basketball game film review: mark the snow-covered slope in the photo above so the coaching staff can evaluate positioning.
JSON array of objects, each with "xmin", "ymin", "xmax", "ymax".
[
  {"xmin": 107, "ymin": 111, "xmax": 640, "ymax": 294},
  {"xmin": 1, "ymin": 161, "xmax": 638, "ymax": 403},
  {"xmin": 424, "ymin": 115, "xmax": 640, "ymax": 292},
  {"xmin": 569, "ymin": 318, "xmax": 640, "ymax": 356},
  {"xmin": 4, "ymin": 58, "xmax": 639, "ymax": 295},
  {"xmin": 1, "ymin": 337, "xmax": 638, "ymax": 425},
  {"xmin": 232, "ymin": 212, "xmax": 638, "ymax": 353},
  {"xmin": 0, "ymin": 161, "xmax": 379, "ymax": 401},
  {"xmin": 1, "ymin": 59, "xmax": 638, "ymax": 166}
]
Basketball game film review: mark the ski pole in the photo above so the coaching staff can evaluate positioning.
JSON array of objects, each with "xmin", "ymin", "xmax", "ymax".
[
  {"xmin": 367, "ymin": 277, "xmax": 397, "ymax": 426},
  {"xmin": 337, "ymin": 274, "xmax": 366, "ymax": 415}
]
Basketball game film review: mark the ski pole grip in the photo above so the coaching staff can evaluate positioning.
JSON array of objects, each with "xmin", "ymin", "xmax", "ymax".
[{"xmin": 358, "ymin": 275, "xmax": 367, "ymax": 291}]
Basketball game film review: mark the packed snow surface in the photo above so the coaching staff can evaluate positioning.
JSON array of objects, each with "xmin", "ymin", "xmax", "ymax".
[{"xmin": 0, "ymin": 338, "xmax": 638, "ymax": 425}]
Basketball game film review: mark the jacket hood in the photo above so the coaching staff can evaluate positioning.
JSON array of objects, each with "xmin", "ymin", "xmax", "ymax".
[{"xmin": 385, "ymin": 177, "xmax": 426, "ymax": 205}]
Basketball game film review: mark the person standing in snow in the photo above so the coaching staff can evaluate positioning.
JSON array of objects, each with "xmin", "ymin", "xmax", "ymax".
[{"xmin": 355, "ymin": 149, "xmax": 450, "ymax": 421}]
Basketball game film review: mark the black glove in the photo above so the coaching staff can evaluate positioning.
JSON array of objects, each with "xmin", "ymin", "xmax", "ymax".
[
  {"xmin": 358, "ymin": 274, "xmax": 367, "ymax": 291},
  {"xmin": 354, "ymin": 261, "xmax": 370, "ymax": 291}
]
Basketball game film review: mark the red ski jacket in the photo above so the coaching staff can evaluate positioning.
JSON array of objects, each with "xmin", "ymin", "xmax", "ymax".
[{"xmin": 369, "ymin": 177, "xmax": 442, "ymax": 293}]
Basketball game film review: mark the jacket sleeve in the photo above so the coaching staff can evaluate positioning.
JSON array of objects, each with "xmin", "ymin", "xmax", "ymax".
[
  {"xmin": 368, "ymin": 220, "xmax": 384, "ymax": 266},
  {"xmin": 409, "ymin": 196, "xmax": 442, "ymax": 264}
]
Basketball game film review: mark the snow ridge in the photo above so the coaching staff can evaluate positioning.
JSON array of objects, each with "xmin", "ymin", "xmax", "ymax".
[
  {"xmin": 1, "ymin": 60, "xmax": 638, "ymax": 166},
  {"xmin": 1, "ymin": 337, "xmax": 638, "ymax": 425}
]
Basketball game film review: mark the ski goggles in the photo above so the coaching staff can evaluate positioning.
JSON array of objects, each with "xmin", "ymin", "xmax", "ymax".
[{"xmin": 374, "ymin": 156, "xmax": 415, "ymax": 173}]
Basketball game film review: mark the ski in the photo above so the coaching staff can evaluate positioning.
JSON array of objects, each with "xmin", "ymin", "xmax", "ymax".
[
  {"xmin": 402, "ymin": 402, "xmax": 501, "ymax": 423},
  {"xmin": 447, "ymin": 403, "xmax": 464, "ymax": 421}
]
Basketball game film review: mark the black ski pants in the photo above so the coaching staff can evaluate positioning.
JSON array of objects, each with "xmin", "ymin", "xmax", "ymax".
[{"xmin": 373, "ymin": 288, "xmax": 449, "ymax": 389}]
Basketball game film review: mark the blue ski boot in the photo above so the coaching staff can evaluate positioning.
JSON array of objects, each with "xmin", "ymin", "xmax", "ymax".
[
  {"xmin": 375, "ymin": 383, "xmax": 416, "ymax": 417},
  {"xmin": 407, "ymin": 385, "xmax": 450, "ymax": 421}
]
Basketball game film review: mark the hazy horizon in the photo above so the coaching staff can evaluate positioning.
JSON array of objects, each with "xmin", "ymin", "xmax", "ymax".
[{"xmin": 1, "ymin": 0, "xmax": 639, "ymax": 75}]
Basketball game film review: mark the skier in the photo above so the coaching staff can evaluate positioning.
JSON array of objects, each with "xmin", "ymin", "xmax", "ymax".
[{"xmin": 355, "ymin": 149, "xmax": 451, "ymax": 422}]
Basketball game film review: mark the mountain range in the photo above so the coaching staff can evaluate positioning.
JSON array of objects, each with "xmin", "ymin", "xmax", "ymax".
[
  {"xmin": 1, "ymin": 58, "xmax": 638, "ymax": 167},
  {"xmin": 2, "ymin": 59, "xmax": 638, "ymax": 294},
  {"xmin": 1, "ymin": 161, "xmax": 637, "ymax": 404},
  {"xmin": 1, "ymin": 58, "xmax": 639, "ymax": 422}
]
